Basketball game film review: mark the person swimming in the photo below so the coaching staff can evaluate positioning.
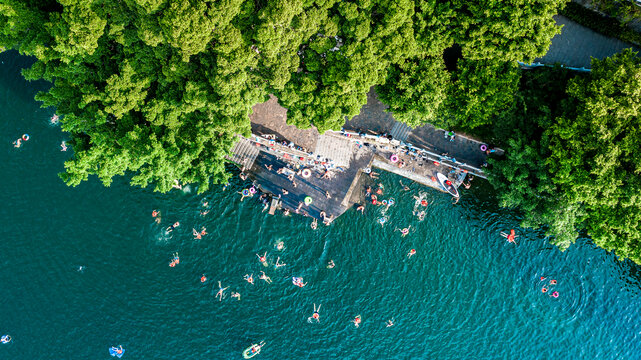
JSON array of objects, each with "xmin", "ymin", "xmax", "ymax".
[
  {"xmin": 259, "ymin": 271, "xmax": 272, "ymax": 284},
  {"xmin": 309, "ymin": 303, "xmax": 321, "ymax": 322},
  {"xmin": 200, "ymin": 274, "xmax": 207, "ymax": 283},
  {"xmin": 356, "ymin": 204, "xmax": 365, "ymax": 214},
  {"xmin": 550, "ymin": 279, "xmax": 557, "ymax": 285},
  {"xmin": 292, "ymin": 277, "xmax": 307, "ymax": 287},
  {"xmin": 1, "ymin": 335, "xmax": 11, "ymax": 344},
  {"xmin": 13, "ymin": 138, "xmax": 22, "ymax": 148},
  {"xmin": 231, "ymin": 292, "xmax": 241, "ymax": 300},
  {"xmin": 244, "ymin": 274, "xmax": 254, "ymax": 285},
  {"xmin": 397, "ymin": 226, "xmax": 411, "ymax": 237},
  {"xmin": 216, "ymin": 281, "xmax": 229, "ymax": 301},
  {"xmin": 353, "ymin": 315, "xmax": 362, "ymax": 328},
  {"xmin": 256, "ymin": 252, "xmax": 268, "ymax": 266},
  {"xmin": 78, "ymin": 265, "xmax": 85, "ymax": 272},
  {"xmin": 311, "ymin": 218, "xmax": 318, "ymax": 230},
  {"xmin": 51, "ymin": 114, "xmax": 60, "ymax": 124},
  {"xmin": 399, "ymin": 180, "xmax": 410, "ymax": 191},
  {"xmin": 407, "ymin": 249, "xmax": 416, "ymax": 258},
  {"xmin": 541, "ymin": 286, "xmax": 548, "ymax": 293},
  {"xmin": 500, "ymin": 229, "xmax": 518, "ymax": 244},
  {"xmin": 169, "ymin": 252, "xmax": 180, "ymax": 267},
  {"xmin": 193, "ymin": 228, "xmax": 202, "ymax": 240},
  {"xmin": 60, "ymin": 141, "xmax": 67, "ymax": 151},
  {"xmin": 327, "ymin": 260, "xmax": 335, "ymax": 269},
  {"xmin": 166, "ymin": 222, "xmax": 180, "ymax": 232},
  {"xmin": 386, "ymin": 319, "xmax": 394, "ymax": 327},
  {"xmin": 275, "ymin": 241, "xmax": 285, "ymax": 251},
  {"xmin": 275, "ymin": 257, "xmax": 286, "ymax": 268}
]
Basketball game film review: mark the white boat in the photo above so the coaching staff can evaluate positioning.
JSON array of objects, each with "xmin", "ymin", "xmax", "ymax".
[
  {"xmin": 243, "ymin": 341, "xmax": 265, "ymax": 359},
  {"xmin": 436, "ymin": 173, "xmax": 459, "ymax": 198}
]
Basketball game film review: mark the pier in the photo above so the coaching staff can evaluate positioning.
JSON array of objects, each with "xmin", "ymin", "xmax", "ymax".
[{"xmin": 228, "ymin": 89, "xmax": 497, "ymax": 221}]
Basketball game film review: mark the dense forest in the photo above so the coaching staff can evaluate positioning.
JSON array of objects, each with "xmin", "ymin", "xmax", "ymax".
[{"xmin": 2, "ymin": 1, "xmax": 641, "ymax": 263}]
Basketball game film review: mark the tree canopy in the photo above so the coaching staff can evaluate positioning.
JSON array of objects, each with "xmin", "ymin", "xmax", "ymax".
[
  {"xmin": 0, "ymin": 0, "xmax": 567, "ymax": 192},
  {"xmin": 489, "ymin": 49, "xmax": 641, "ymax": 263}
]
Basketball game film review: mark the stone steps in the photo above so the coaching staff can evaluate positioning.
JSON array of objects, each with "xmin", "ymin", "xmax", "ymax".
[
  {"xmin": 228, "ymin": 137, "xmax": 260, "ymax": 169},
  {"xmin": 390, "ymin": 121, "xmax": 412, "ymax": 142}
]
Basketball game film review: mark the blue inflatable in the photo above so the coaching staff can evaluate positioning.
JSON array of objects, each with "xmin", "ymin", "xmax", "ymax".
[{"xmin": 109, "ymin": 346, "xmax": 125, "ymax": 358}]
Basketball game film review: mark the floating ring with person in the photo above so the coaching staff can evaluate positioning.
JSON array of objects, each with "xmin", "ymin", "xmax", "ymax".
[
  {"xmin": 388, "ymin": 198, "xmax": 395, "ymax": 206},
  {"xmin": 301, "ymin": 169, "xmax": 312, "ymax": 178},
  {"xmin": 1, "ymin": 335, "xmax": 11, "ymax": 344},
  {"xmin": 382, "ymin": 200, "xmax": 388, "ymax": 206},
  {"xmin": 378, "ymin": 217, "xmax": 386, "ymax": 224},
  {"xmin": 242, "ymin": 189, "xmax": 250, "ymax": 196},
  {"xmin": 390, "ymin": 154, "xmax": 399, "ymax": 163},
  {"xmin": 480, "ymin": 144, "xmax": 488, "ymax": 152},
  {"xmin": 249, "ymin": 186, "xmax": 256, "ymax": 194},
  {"xmin": 304, "ymin": 196, "xmax": 313, "ymax": 205}
]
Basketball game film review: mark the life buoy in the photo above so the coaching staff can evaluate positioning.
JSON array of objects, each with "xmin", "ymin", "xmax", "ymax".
[
  {"xmin": 22, "ymin": 134, "xmax": 29, "ymax": 141},
  {"xmin": 388, "ymin": 199, "xmax": 395, "ymax": 206},
  {"xmin": 433, "ymin": 161, "xmax": 440, "ymax": 166},
  {"xmin": 249, "ymin": 186, "xmax": 256, "ymax": 194},
  {"xmin": 390, "ymin": 154, "xmax": 399, "ymax": 163},
  {"xmin": 304, "ymin": 196, "xmax": 313, "ymax": 205},
  {"xmin": 480, "ymin": 144, "xmax": 488, "ymax": 152},
  {"xmin": 242, "ymin": 189, "xmax": 250, "ymax": 196},
  {"xmin": 382, "ymin": 200, "xmax": 388, "ymax": 206},
  {"xmin": 302, "ymin": 169, "xmax": 311, "ymax": 178},
  {"xmin": 364, "ymin": 168, "xmax": 371, "ymax": 174}
]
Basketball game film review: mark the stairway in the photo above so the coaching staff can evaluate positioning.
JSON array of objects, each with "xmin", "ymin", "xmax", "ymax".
[
  {"xmin": 228, "ymin": 137, "xmax": 260, "ymax": 169},
  {"xmin": 390, "ymin": 121, "xmax": 412, "ymax": 142}
]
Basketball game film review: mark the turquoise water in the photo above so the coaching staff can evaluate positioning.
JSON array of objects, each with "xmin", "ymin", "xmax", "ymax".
[{"xmin": 2, "ymin": 51, "xmax": 641, "ymax": 359}]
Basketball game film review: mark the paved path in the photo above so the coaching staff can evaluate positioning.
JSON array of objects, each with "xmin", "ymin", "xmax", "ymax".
[{"xmin": 535, "ymin": 15, "xmax": 640, "ymax": 69}]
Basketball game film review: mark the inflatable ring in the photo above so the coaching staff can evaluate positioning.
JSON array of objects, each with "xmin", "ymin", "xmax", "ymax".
[
  {"xmin": 1, "ymin": 335, "xmax": 10, "ymax": 343},
  {"xmin": 242, "ymin": 189, "xmax": 250, "ymax": 196},
  {"xmin": 364, "ymin": 168, "xmax": 371, "ymax": 174},
  {"xmin": 480, "ymin": 144, "xmax": 488, "ymax": 152},
  {"xmin": 382, "ymin": 200, "xmax": 388, "ymax": 206},
  {"xmin": 249, "ymin": 186, "xmax": 256, "ymax": 194},
  {"xmin": 388, "ymin": 199, "xmax": 395, "ymax": 206},
  {"xmin": 302, "ymin": 169, "xmax": 311, "ymax": 178},
  {"xmin": 22, "ymin": 134, "xmax": 29, "ymax": 141},
  {"xmin": 390, "ymin": 154, "xmax": 399, "ymax": 163},
  {"xmin": 304, "ymin": 196, "xmax": 313, "ymax": 205}
]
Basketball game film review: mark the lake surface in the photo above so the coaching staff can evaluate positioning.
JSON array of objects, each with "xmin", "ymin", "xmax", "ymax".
[{"xmin": 1, "ymin": 51, "xmax": 641, "ymax": 359}]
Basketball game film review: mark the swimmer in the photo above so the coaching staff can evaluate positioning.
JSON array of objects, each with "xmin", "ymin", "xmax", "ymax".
[
  {"xmin": 200, "ymin": 209, "xmax": 210, "ymax": 216},
  {"xmin": 172, "ymin": 179, "xmax": 182, "ymax": 190},
  {"xmin": 283, "ymin": 208, "xmax": 290, "ymax": 216},
  {"xmin": 13, "ymin": 138, "xmax": 22, "ymax": 148},
  {"xmin": 166, "ymin": 221, "xmax": 180, "ymax": 232},
  {"xmin": 169, "ymin": 252, "xmax": 179, "ymax": 267},
  {"xmin": 244, "ymin": 274, "xmax": 254, "ymax": 285},
  {"xmin": 325, "ymin": 191, "xmax": 331, "ymax": 199},
  {"xmin": 201, "ymin": 274, "xmax": 207, "ymax": 283},
  {"xmin": 551, "ymin": 291, "xmax": 559, "ymax": 298},
  {"xmin": 386, "ymin": 319, "xmax": 394, "ymax": 327},
  {"xmin": 51, "ymin": 114, "xmax": 60, "ymax": 124},
  {"xmin": 60, "ymin": 141, "xmax": 67, "ymax": 151},
  {"xmin": 399, "ymin": 180, "xmax": 410, "ymax": 191},
  {"xmin": 319, "ymin": 211, "xmax": 326, "ymax": 219},
  {"xmin": 353, "ymin": 315, "xmax": 362, "ymax": 328},
  {"xmin": 296, "ymin": 202, "xmax": 303, "ymax": 213},
  {"xmin": 365, "ymin": 186, "xmax": 372, "ymax": 197},
  {"xmin": 540, "ymin": 276, "xmax": 547, "ymax": 281},
  {"xmin": 200, "ymin": 227, "xmax": 207, "ymax": 236},
  {"xmin": 259, "ymin": 271, "xmax": 272, "ymax": 284},
  {"xmin": 323, "ymin": 214, "xmax": 334, "ymax": 226},
  {"xmin": 256, "ymin": 252, "xmax": 268, "ymax": 266},
  {"xmin": 282, "ymin": 189, "xmax": 289, "ymax": 195},
  {"xmin": 240, "ymin": 173, "xmax": 247, "ymax": 181},
  {"xmin": 309, "ymin": 303, "xmax": 321, "ymax": 322},
  {"xmin": 397, "ymin": 226, "xmax": 411, "ymax": 237},
  {"xmin": 292, "ymin": 180, "xmax": 297, "ymax": 188},
  {"xmin": 238, "ymin": 190, "xmax": 249, "ymax": 201},
  {"xmin": 262, "ymin": 202, "xmax": 269, "ymax": 212},
  {"xmin": 500, "ymin": 229, "xmax": 518, "ymax": 244},
  {"xmin": 376, "ymin": 188, "xmax": 383, "ymax": 195},
  {"xmin": 265, "ymin": 164, "xmax": 273, "ymax": 171},
  {"xmin": 541, "ymin": 286, "xmax": 548, "ymax": 293},
  {"xmin": 463, "ymin": 182, "xmax": 471, "ymax": 189},
  {"xmin": 77, "ymin": 265, "xmax": 85, "ymax": 272},
  {"xmin": 327, "ymin": 260, "xmax": 335, "ymax": 269},
  {"xmin": 550, "ymin": 279, "xmax": 557, "ymax": 285},
  {"xmin": 275, "ymin": 257, "xmax": 286, "ymax": 268},
  {"xmin": 152, "ymin": 210, "xmax": 159, "ymax": 218},
  {"xmin": 407, "ymin": 249, "xmax": 416, "ymax": 258},
  {"xmin": 416, "ymin": 210, "xmax": 425, "ymax": 221},
  {"xmin": 222, "ymin": 182, "xmax": 229, "ymax": 191},
  {"xmin": 193, "ymin": 228, "xmax": 202, "ymax": 239},
  {"xmin": 357, "ymin": 204, "xmax": 365, "ymax": 214},
  {"xmin": 216, "ymin": 281, "xmax": 229, "ymax": 301},
  {"xmin": 275, "ymin": 241, "xmax": 285, "ymax": 251},
  {"xmin": 231, "ymin": 291, "xmax": 241, "ymax": 300},
  {"xmin": 311, "ymin": 218, "xmax": 318, "ymax": 230}
]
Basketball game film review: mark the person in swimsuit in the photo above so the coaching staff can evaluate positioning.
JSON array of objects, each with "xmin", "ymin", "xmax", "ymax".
[
  {"xmin": 399, "ymin": 180, "xmax": 410, "ymax": 191},
  {"xmin": 311, "ymin": 218, "xmax": 318, "ymax": 230},
  {"xmin": 51, "ymin": 114, "xmax": 59, "ymax": 124},
  {"xmin": 201, "ymin": 274, "xmax": 207, "ymax": 283},
  {"xmin": 13, "ymin": 138, "xmax": 22, "ymax": 148},
  {"xmin": 216, "ymin": 281, "xmax": 229, "ymax": 301},
  {"xmin": 259, "ymin": 271, "xmax": 272, "ymax": 284},
  {"xmin": 256, "ymin": 252, "xmax": 267, "ymax": 266},
  {"xmin": 231, "ymin": 292, "xmax": 241, "ymax": 300},
  {"xmin": 397, "ymin": 226, "xmax": 411, "ymax": 237},
  {"xmin": 356, "ymin": 204, "xmax": 365, "ymax": 214},
  {"xmin": 407, "ymin": 249, "xmax": 416, "ymax": 258},
  {"xmin": 193, "ymin": 228, "xmax": 202, "ymax": 239},
  {"xmin": 310, "ymin": 303, "xmax": 321, "ymax": 322},
  {"xmin": 275, "ymin": 257, "xmax": 286, "ymax": 268},
  {"xmin": 386, "ymin": 319, "xmax": 394, "ymax": 327},
  {"xmin": 550, "ymin": 279, "xmax": 557, "ymax": 285},
  {"xmin": 166, "ymin": 222, "xmax": 180, "ymax": 232},
  {"xmin": 60, "ymin": 141, "xmax": 67, "ymax": 151},
  {"xmin": 327, "ymin": 260, "xmax": 335, "ymax": 269},
  {"xmin": 353, "ymin": 315, "xmax": 362, "ymax": 328},
  {"xmin": 244, "ymin": 274, "xmax": 254, "ymax": 285}
]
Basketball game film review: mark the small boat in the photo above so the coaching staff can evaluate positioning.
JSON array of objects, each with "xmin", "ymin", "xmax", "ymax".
[
  {"xmin": 436, "ymin": 173, "xmax": 459, "ymax": 198},
  {"xmin": 243, "ymin": 341, "xmax": 265, "ymax": 359}
]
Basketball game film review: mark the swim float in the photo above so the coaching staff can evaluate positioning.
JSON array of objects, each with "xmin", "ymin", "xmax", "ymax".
[
  {"xmin": 1, "ymin": 335, "xmax": 11, "ymax": 344},
  {"xmin": 480, "ymin": 144, "xmax": 488, "ymax": 152},
  {"xmin": 249, "ymin": 186, "xmax": 256, "ymax": 194},
  {"xmin": 22, "ymin": 134, "xmax": 29, "ymax": 141},
  {"xmin": 301, "ymin": 169, "xmax": 311, "ymax": 178},
  {"xmin": 304, "ymin": 196, "xmax": 313, "ymax": 205},
  {"xmin": 242, "ymin": 189, "xmax": 250, "ymax": 196},
  {"xmin": 390, "ymin": 154, "xmax": 399, "ymax": 163}
]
